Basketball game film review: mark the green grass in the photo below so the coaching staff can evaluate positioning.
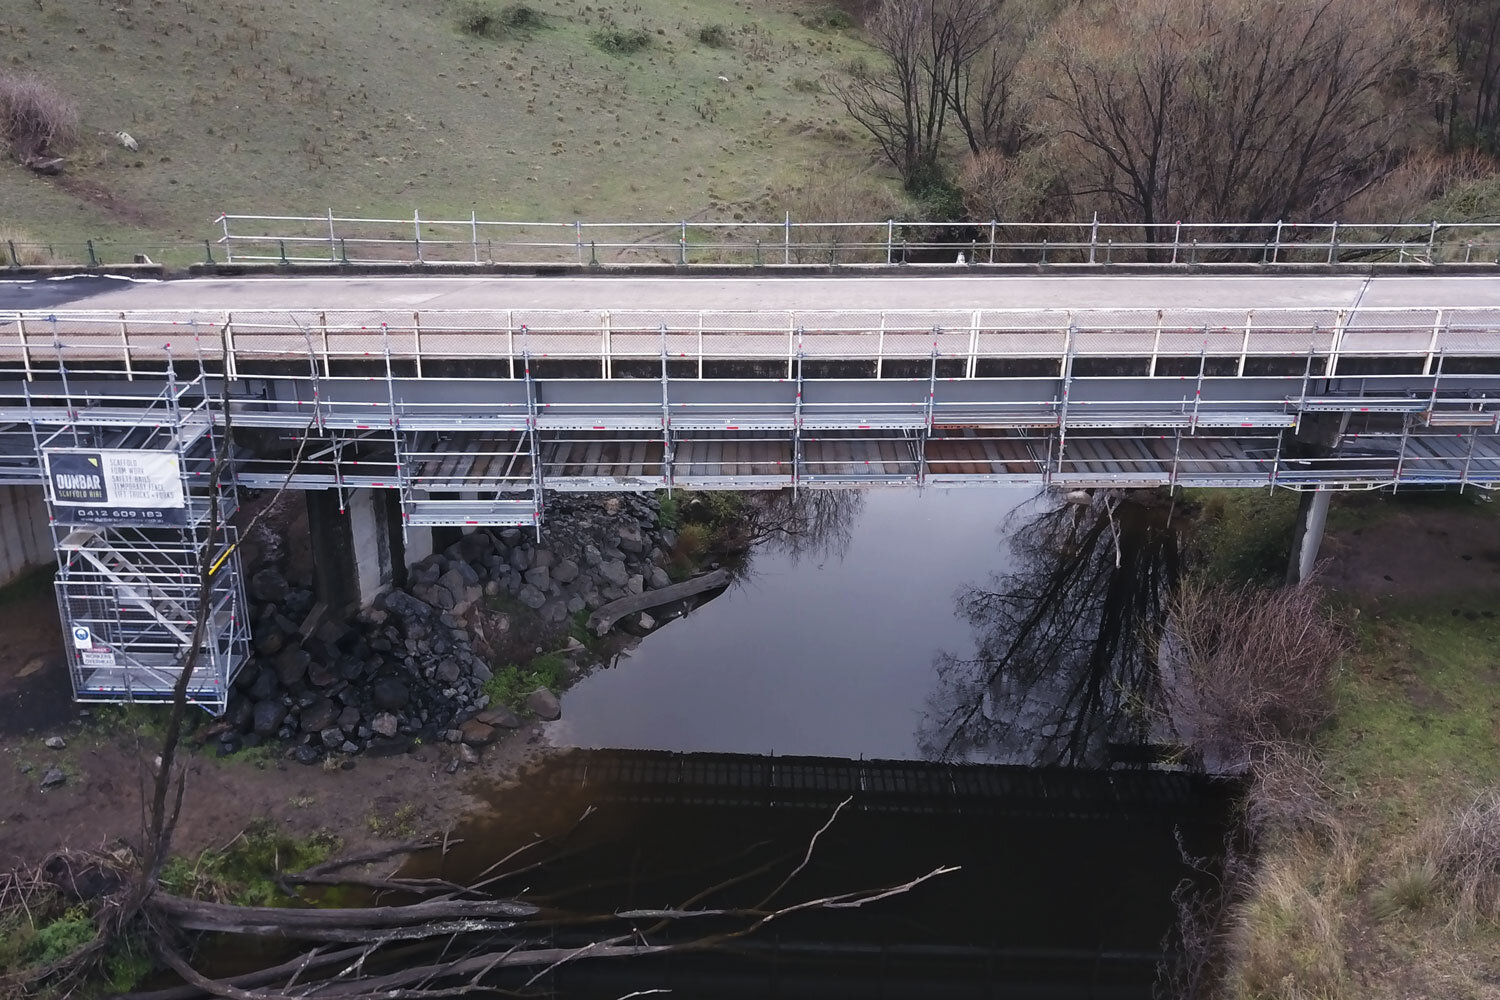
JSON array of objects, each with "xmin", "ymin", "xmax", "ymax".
[
  {"xmin": 1184, "ymin": 488, "xmax": 1301, "ymax": 585},
  {"xmin": 480, "ymin": 651, "xmax": 566, "ymax": 710},
  {"xmin": 0, "ymin": 0, "xmax": 876, "ymax": 260},
  {"xmin": 656, "ymin": 492, "xmax": 681, "ymax": 530},
  {"xmin": 367, "ymin": 803, "xmax": 420, "ymax": 840},
  {"xmin": 159, "ymin": 819, "xmax": 341, "ymax": 906}
]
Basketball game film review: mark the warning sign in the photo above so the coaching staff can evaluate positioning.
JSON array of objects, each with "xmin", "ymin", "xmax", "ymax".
[
  {"xmin": 45, "ymin": 450, "xmax": 187, "ymax": 526},
  {"xmin": 79, "ymin": 650, "xmax": 118, "ymax": 668},
  {"xmin": 71, "ymin": 625, "xmax": 93, "ymax": 649}
]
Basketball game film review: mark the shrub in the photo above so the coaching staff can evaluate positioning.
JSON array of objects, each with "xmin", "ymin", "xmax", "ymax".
[
  {"xmin": 457, "ymin": 0, "xmax": 545, "ymax": 39},
  {"xmin": 1159, "ymin": 579, "xmax": 1349, "ymax": 766},
  {"xmin": 27, "ymin": 908, "xmax": 94, "ymax": 965},
  {"xmin": 1430, "ymin": 786, "xmax": 1500, "ymax": 927},
  {"xmin": 697, "ymin": 23, "xmax": 729, "ymax": 47},
  {"xmin": 790, "ymin": 76, "xmax": 822, "ymax": 94},
  {"xmin": 158, "ymin": 820, "xmax": 341, "ymax": 906},
  {"xmin": 0, "ymin": 72, "xmax": 80, "ymax": 157},
  {"xmin": 800, "ymin": 8, "xmax": 854, "ymax": 30},
  {"xmin": 657, "ymin": 493, "xmax": 681, "ymax": 530},
  {"xmin": 481, "ymin": 651, "xmax": 567, "ymax": 709},
  {"xmin": 592, "ymin": 28, "xmax": 652, "ymax": 55}
]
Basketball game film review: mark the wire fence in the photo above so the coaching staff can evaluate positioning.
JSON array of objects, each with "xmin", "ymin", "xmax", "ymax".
[
  {"xmin": 6, "ymin": 213, "xmax": 1500, "ymax": 271},
  {"xmin": 213, "ymin": 212, "xmax": 1500, "ymax": 268}
]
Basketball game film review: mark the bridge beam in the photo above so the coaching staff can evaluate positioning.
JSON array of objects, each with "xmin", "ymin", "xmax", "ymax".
[{"xmin": 1286, "ymin": 489, "xmax": 1332, "ymax": 585}]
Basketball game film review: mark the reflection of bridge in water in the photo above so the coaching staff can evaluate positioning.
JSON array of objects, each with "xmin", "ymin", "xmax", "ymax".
[
  {"xmin": 420, "ymin": 748, "xmax": 1238, "ymax": 1000},
  {"xmin": 3, "ymin": 272, "xmax": 1498, "ymax": 707}
]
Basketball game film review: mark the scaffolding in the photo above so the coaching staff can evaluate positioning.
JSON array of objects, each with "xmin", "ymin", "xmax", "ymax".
[{"xmin": 7, "ymin": 326, "xmax": 250, "ymax": 711}]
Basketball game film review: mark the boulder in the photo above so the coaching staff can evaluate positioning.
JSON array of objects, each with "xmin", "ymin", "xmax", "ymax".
[
  {"xmin": 598, "ymin": 559, "xmax": 629, "ymax": 588},
  {"xmin": 552, "ymin": 559, "xmax": 581, "ymax": 584},
  {"xmin": 626, "ymin": 574, "xmax": 645, "ymax": 595},
  {"xmin": 319, "ymin": 726, "xmax": 344, "ymax": 748},
  {"xmin": 531, "ymin": 548, "xmax": 556, "ymax": 570},
  {"xmin": 517, "ymin": 584, "xmax": 547, "ymax": 610},
  {"xmin": 638, "ymin": 612, "xmax": 656, "ymax": 630},
  {"xmin": 435, "ymin": 659, "xmax": 462, "ymax": 685},
  {"xmin": 371, "ymin": 712, "xmax": 400, "ymax": 738},
  {"xmin": 44, "ymin": 736, "xmax": 65, "ymax": 750},
  {"xmin": 509, "ymin": 547, "xmax": 531, "ymax": 572},
  {"xmin": 300, "ymin": 697, "xmax": 338, "ymax": 733},
  {"xmin": 252, "ymin": 630, "xmax": 285, "ymax": 657},
  {"xmin": 459, "ymin": 719, "xmax": 496, "ymax": 746},
  {"xmin": 249, "ymin": 567, "xmax": 290, "ymax": 603},
  {"xmin": 252, "ymin": 700, "xmax": 288, "ymax": 736},
  {"xmin": 39, "ymin": 767, "xmax": 66, "ymax": 790},
  {"xmin": 617, "ymin": 524, "xmax": 646, "ymax": 554},
  {"xmin": 477, "ymin": 705, "xmax": 523, "ymax": 729},
  {"xmin": 458, "ymin": 744, "xmax": 482, "ymax": 765},
  {"xmin": 372, "ymin": 677, "xmax": 411, "ymax": 710},
  {"xmin": 247, "ymin": 665, "xmax": 279, "ymax": 702},
  {"xmin": 275, "ymin": 647, "xmax": 311, "ymax": 687},
  {"xmin": 306, "ymin": 660, "xmax": 338, "ymax": 687},
  {"xmin": 382, "ymin": 590, "xmax": 432, "ymax": 620},
  {"xmin": 457, "ymin": 531, "xmax": 494, "ymax": 562},
  {"xmin": 648, "ymin": 566, "xmax": 671, "ymax": 590},
  {"xmin": 524, "ymin": 687, "xmax": 562, "ymax": 721},
  {"xmin": 524, "ymin": 565, "xmax": 551, "ymax": 589},
  {"xmin": 337, "ymin": 705, "xmax": 362, "ymax": 731}
]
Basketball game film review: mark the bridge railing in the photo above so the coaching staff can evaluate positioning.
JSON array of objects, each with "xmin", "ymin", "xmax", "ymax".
[
  {"xmin": 5, "ymin": 307, "xmax": 1500, "ymax": 385},
  {"xmin": 213, "ymin": 212, "xmax": 1500, "ymax": 268}
]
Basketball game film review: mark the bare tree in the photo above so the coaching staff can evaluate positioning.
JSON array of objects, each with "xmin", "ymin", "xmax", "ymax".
[
  {"xmin": 1034, "ymin": 0, "xmax": 1443, "ymax": 238},
  {"xmin": 1443, "ymin": 0, "xmax": 1500, "ymax": 150}
]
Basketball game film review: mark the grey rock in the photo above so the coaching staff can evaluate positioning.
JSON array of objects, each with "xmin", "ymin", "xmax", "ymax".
[
  {"xmin": 599, "ymin": 559, "xmax": 629, "ymax": 587},
  {"xmin": 531, "ymin": 548, "xmax": 556, "ymax": 570},
  {"xmin": 524, "ymin": 687, "xmax": 561, "ymax": 721},
  {"xmin": 319, "ymin": 726, "xmax": 344, "ymax": 747},
  {"xmin": 252, "ymin": 630, "xmax": 285, "ymax": 657},
  {"xmin": 382, "ymin": 590, "xmax": 432, "ymax": 620},
  {"xmin": 478, "ymin": 705, "xmax": 523, "ymax": 728},
  {"xmin": 39, "ymin": 767, "xmax": 66, "ymax": 790},
  {"xmin": 552, "ymin": 558, "xmax": 580, "ymax": 584},
  {"xmin": 428, "ymin": 586, "xmax": 456, "ymax": 612},
  {"xmin": 648, "ymin": 566, "xmax": 672, "ymax": 590},
  {"xmin": 253, "ymin": 699, "xmax": 288, "ymax": 736},
  {"xmin": 372, "ymin": 677, "xmax": 411, "ymax": 710},
  {"xmin": 459, "ymin": 719, "xmax": 496, "ymax": 745},
  {"xmin": 483, "ymin": 579, "xmax": 502, "ymax": 597},
  {"xmin": 617, "ymin": 524, "xmax": 646, "ymax": 554},
  {"xmin": 371, "ymin": 712, "xmax": 399, "ymax": 738},
  {"xmin": 524, "ymin": 565, "xmax": 550, "ymax": 589},
  {"xmin": 300, "ymin": 698, "xmax": 338, "ymax": 733},
  {"xmin": 337, "ymin": 705, "xmax": 361, "ymax": 731},
  {"xmin": 626, "ymin": 574, "xmax": 645, "ymax": 596},
  {"xmin": 517, "ymin": 584, "xmax": 547, "ymax": 610},
  {"xmin": 306, "ymin": 660, "xmax": 338, "ymax": 687},
  {"xmin": 275, "ymin": 647, "xmax": 311, "ymax": 687},
  {"xmin": 247, "ymin": 666, "xmax": 278, "ymax": 702},
  {"xmin": 509, "ymin": 547, "xmax": 531, "ymax": 572},
  {"xmin": 582, "ymin": 544, "xmax": 603, "ymax": 567},
  {"xmin": 44, "ymin": 736, "xmax": 65, "ymax": 750},
  {"xmin": 458, "ymin": 744, "xmax": 481, "ymax": 765},
  {"xmin": 457, "ymin": 531, "xmax": 494, "ymax": 562},
  {"xmin": 500, "ymin": 528, "xmax": 523, "ymax": 545},
  {"xmin": 638, "ymin": 612, "xmax": 656, "ymax": 630},
  {"xmin": 566, "ymin": 595, "xmax": 586, "ymax": 614},
  {"xmin": 294, "ymin": 746, "xmax": 321, "ymax": 765},
  {"xmin": 249, "ymin": 568, "xmax": 290, "ymax": 603},
  {"xmin": 472, "ymin": 662, "xmax": 493, "ymax": 682},
  {"xmin": 436, "ymin": 660, "xmax": 462, "ymax": 685}
]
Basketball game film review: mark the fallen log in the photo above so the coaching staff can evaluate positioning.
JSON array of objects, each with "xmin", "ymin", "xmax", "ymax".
[
  {"xmin": 586, "ymin": 568, "xmax": 732, "ymax": 636},
  {"xmin": 149, "ymin": 892, "xmax": 538, "ymax": 936}
]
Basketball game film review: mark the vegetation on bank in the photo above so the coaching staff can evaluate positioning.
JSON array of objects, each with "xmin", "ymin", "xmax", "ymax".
[{"xmin": 1186, "ymin": 490, "xmax": 1500, "ymax": 999}]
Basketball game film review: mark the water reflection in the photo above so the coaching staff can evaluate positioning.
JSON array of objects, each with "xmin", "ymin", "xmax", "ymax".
[{"xmin": 918, "ymin": 492, "xmax": 1181, "ymax": 767}]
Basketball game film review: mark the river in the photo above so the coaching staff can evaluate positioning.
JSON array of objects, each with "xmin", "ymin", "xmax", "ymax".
[{"xmin": 399, "ymin": 487, "xmax": 1235, "ymax": 998}]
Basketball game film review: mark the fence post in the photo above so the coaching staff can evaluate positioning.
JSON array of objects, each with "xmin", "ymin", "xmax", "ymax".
[
  {"xmin": 1328, "ymin": 221, "xmax": 1339, "ymax": 265},
  {"xmin": 1040, "ymin": 239, "xmax": 1048, "ymax": 265},
  {"xmin": 87, "ymin": 240, "xmax": 98, "ymax": 268},
  {"xmin": 830, "ymin": 236, "xmax": 838, "ymax": 267},
  {"xmin": 413, "ymin": 209, "xmax": 423, "ymax": 263},
  {"xmin": 590, "ymin": 240, "xmax": 599, "ymax": 267},
  {"xmin": 340, "ymin": 238, "xmax": 349, "ymax": 265},
  {"xmin": 327, "ymin": 207, "xmax": 338, "ymax": 262},
  {"xmin": 279, "ymin": 239, "xmax": 289, "ymax": 265},
  {"xmin": 886, "ymin": 218, "xmax": 894, "ymax": 265},
  {"xmin": 1189, "ymin": 239, "xmax": 1198, "ymax": 265},
  {"xmin": 679, "ymin": 220, "xmax": 688, "ymax": 266},
  {"xmin": 575, "ymin": 220, "xmax": 583, "ymax": 265},
  {"xmin": 1171, "ymin": 221, "xmax": 1181, "ymax": 264},
  {"xmin": 6, "ymin": 240, "xmax": 17, "ymax": 267},
  {"xmin": 784, "ymin": 211, "xmax": 791, "ymax": 265},
  {"xmin": 221, "ymin": 213, "xmax": 233, "ymax": 264},
  {"xmin": 472, "ymin": 211, "xmax": 480, "ymax": 264},
  {"xmin": 1427, "ymin": 219, "xmax": 1438, "ymax": 262},
  {"xmin": 1105, "ymin": 239, "xmax": 1112, "ymax": 265},
  {"xmin": 1088, "ymin": 212, "xmax": 1099, "ymax": 264},
  {"xmin": 989, "ymin": 219, "xmax": 997, "ymax": 264},
  {"xmin": 754, "ymin": 239, "xmax": 763, "ymax": 268},
  {"xmin": 1272, "ymin": 220, "xmax": 1283, "ymax": 263}
]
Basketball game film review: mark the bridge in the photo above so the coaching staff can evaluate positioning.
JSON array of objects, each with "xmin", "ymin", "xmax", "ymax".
[{"xmin": 4, "ymin": 271, "xmax": 1500, "ymax": 708}]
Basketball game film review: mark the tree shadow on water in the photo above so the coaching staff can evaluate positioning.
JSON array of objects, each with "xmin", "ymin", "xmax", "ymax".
[{"xmin": 917, "ymin": 491, "xmax": 1181, "ymax": 767}]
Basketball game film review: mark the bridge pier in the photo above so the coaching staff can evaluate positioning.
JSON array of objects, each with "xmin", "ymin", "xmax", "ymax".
[
  {"xmin": 306, "ymin": 489, "xmax": 406, "ymax": 613},
  {"xmin": 1286, "ymin": 489, "xmax": 1332, "ymax": 585}
]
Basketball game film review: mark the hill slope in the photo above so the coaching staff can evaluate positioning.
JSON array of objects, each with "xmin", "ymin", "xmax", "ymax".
[{"xmin": 0, "ymin": 0, "xmax": 872, "ymax": 251}]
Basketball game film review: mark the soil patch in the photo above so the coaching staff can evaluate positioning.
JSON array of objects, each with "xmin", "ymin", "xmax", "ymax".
[
  {"xmin": 53, "ymin": 174, "xmax": 153, "ymax": 227},
  {"xmin": 1321, "ymin": 499, "xmax": 1500, "ymax": 604}
]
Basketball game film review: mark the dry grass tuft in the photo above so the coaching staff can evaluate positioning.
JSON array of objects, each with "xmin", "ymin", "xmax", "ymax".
[
  {"xmin": 0, "ymin": 72, "xmax": 79, "ymax": 158},
  {"xmin": 0, "ymin": 228, "xmax": 61, "ymax": 266},
  {"xmin": 1429, "ymin": 786, "xmax": 1500, "ymax": 928}
]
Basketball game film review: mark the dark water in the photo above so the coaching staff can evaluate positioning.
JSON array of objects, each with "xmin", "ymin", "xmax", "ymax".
[
  {"xmin": 547, "ymin": 489, "xmax": 1040, "ymax": 759},
  {"xmin": 397, "ymin": 489, "xmax": 1231, "ymax": 998}
]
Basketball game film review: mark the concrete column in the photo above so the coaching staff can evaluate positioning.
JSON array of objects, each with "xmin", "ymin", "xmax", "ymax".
[
  {"xmin": 404, "ymin": 524, "xmax": 434, "ymax": 567},
  {"xmin": 306, "ymin": 489, "xmax": 404, "ymax": 612},
  {"xmin": 0, "ymin": 485, "xmax": 52, "ymax": 587},
  {"xmin": 1286, "ymin": 489, "xmax": 1332, "ymax": 585}
]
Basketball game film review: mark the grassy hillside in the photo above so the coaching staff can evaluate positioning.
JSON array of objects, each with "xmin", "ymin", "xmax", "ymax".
[{"xmin": 0, "ymin": 0, "xmax": 875, "ymax": 251}]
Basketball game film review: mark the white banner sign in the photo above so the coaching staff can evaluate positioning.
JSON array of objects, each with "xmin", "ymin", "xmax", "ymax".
[
  {"xmin": 45, "ymin": 449, "xmax": 187, "ymax": 525},
  {"xmin": 79, "ymin": 650, "xmax": 118, "ymax": 668}
]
